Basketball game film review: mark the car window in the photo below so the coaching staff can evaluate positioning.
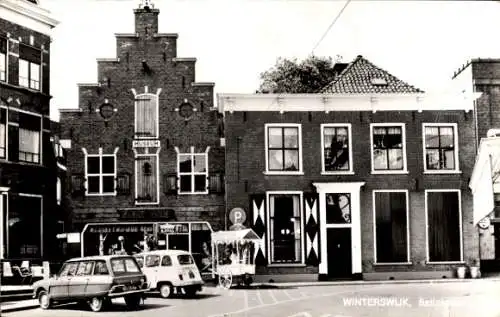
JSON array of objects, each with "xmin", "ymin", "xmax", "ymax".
[
  {"xmin": 111, "ymin": 257, "xmax": 141, "ymax": 274},
  {"xmin": 59, "ymin": 262, "xmax": 78, "ymax": 277},
  {"xmin": 177, "ymin": 254, "xmax": 194, "ymax": 265},
  {"xmin": 93, "ymin": 260, "xmax": 109, "ymax": 275},
  {"xmin": 135, "ymin": 256, "xmax": 144, "ymax": 268},
  {"xmin": 76, "ymin": 261, "xmax": 94, "ymax": 276},
  {"xmin": 161, "ymin": 255, "xmax": 172, "ymax": 267},
  {"xmin": 145, "ymin": 255, "xmax": 160, "ymax": 267}
]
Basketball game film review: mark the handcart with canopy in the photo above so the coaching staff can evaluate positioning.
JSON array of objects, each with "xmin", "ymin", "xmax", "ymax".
[{"xmin": 211, "ymin": 229, "xmax": 260, "ymax": 288}]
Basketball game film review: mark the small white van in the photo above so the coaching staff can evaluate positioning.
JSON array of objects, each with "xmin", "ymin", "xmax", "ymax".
[{"xmin": 134, "ymin": 250, "xmax": 203, "ymax": 298}]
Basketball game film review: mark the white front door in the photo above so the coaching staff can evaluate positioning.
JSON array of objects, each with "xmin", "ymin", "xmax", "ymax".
[{"xmin": 313, "ymin": 182, "xmax": 364, "ymax": 277}]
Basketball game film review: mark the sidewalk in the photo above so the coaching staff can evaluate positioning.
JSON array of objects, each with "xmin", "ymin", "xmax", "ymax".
[{"xmin": 0, "ymin": 299, "xmax": 38, "ymax": 313}]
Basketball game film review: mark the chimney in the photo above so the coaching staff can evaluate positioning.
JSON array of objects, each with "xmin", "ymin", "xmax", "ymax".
[{"xmin": 134, "ymin": 0, "xmax": 159, "ymax": 37}]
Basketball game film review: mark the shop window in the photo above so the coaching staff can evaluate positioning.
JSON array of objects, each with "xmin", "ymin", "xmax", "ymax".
[
  {"xmin": 7, "ymin": 194, "xmax": 42, "ymax": 258},
  {"xmin": 267, "ymin": 193, "xmax": 303, "ymax": 264},
  {"xmin": 374, "ymin": 191, "xmax": 409, "ymax": 263},
  {"xmin": 426, "ymin": 190, "xmax": 462, "ymax": 262},
  {"xmin": 135, "ymin": 155, "xmax": 158, "ymax": 204}
]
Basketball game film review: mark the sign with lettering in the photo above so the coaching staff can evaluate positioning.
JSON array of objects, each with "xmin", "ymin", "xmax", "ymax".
[
  {"xmin": 159, "ymin": 223, "xmax": 189, "ymax": 234},
  {"xmin": 89, "ymin": 224, "xmax": 154, "ymax": 234},
  {"xmin": 132, "ymin": 140, "xmax": 160, "ymax": 148},
  {"xmin": 229, "ymin": 208, "xmax": 246, "ymax": 225}
]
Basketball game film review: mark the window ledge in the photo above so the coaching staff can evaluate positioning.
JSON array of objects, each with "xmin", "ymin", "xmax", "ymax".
[
  {"xmin": 263, "ymin": 171, "xmax": 304, "ymax": 176},
  {"xmin": 426, "ymin": 261, "xmax": 465, "ymax": 265},
  {"xmin": 373, "ymin": 262, "xmax": 413, "ymax": 266},
  {"xmin": 321, "ymin": 171, "xmax": 355, "ymax": 175},
  {"xmin": 135, "ymin": 202, "xmax": 160, "ymax": 206},
  {"xmin": 1, "ymin": 81, "xmax": 49, "ymax": 97},
  {"xmin": 268, "ymin": 263, "xmax": 306, "ymax": 268},
  {"xmin": 178, "ymin": 191, "xmax": 209, "ymax": 195},
  {"xmin": 86, "ymin": 193, "xmax": 117, "ymax": 197},
  {"xmin": 424, "ymin": 170, "xmax": 462, "ymax": 175},
  {"xmin": 371, "ymin": 170, "xmax": 409, "ymax": 175}
]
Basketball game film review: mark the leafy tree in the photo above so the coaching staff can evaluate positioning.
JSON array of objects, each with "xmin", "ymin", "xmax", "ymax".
[{"xmin": 258, "ymin": 55, "xmax": 340, "ymax": 93}]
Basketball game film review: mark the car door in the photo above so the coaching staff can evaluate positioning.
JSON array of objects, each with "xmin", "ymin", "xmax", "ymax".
[
  {"xmin": 69, "ymin": 261, "xmax": 94, "ymax": 299},
  {"xmin": 86, "ymin": 260, "xmax": 112, "ymax": 297},
  {"xmin": 143, "ymin": 254, "xmax": 160, "ymax": 288},
  {"xmin": 49, "ymin": 262, "xmax": 78, "ymax": 299}
]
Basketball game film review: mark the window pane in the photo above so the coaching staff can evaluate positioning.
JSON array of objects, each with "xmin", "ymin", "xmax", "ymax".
[
  {"xmin": 268, "ymin": 149, "xmax": 283, "ymax": 170},
  {"xmin": 323, "ymin": 128, "xmax": 335, "ymax": 148},
  {"xmin": 193, "ymin": 154, "xmax": 206, "ymax": 173},
  {"xmin": 18, "ymin": 59, "xmax": 29, "ymax": 87},
  {"xmin": 0, "ymin": 52, "xmax": 5, "ymax": 81},
  {"xmin": 443, "ymin": 149, "xmax": 455, "ymax": 169},
  {"xmin": 87, "ymin": 176, "xmax": 100, "ymax": 194},
  {"xmin": 268, "ymin": 128, "xmax": 283, "ymax": 148},
  {"xmin": 326, "ymin": 193, "xmax": 351, "ymax": 224},
  {"xmin": 388, "ymin": 149, "xmax": 403, "ymax": 170},
  {"xmin": 375, "ymin": 192, "xmax": 408, "ymax": 263},
  {"xmin": 284, "ymin": 150, "xmax": 299, "ymax": 171},
  {"xmin": 161, "ymin": 256, "xmax": 172, "ymax": 266},
  {"xmin": 179, "ymin": 155, "xmax": 192, "ymax": 173},
  {"xmin": 373, "ymin": 149, "xmax": 387, "ymax": 170},
  {"xmin": 386, "ymin": 128, "xmax": 402, "ymax": 148},
  {"xmin": 373, "ymin": 130, "xmax": 385, "ymax": 149},
  {"xmin": 30, "ymin": 63, "xmax": 40, "ymax": 90},
  {"xmin": 426, "ymin": 149, "xmax": 440, "ymax": 170},
  {"xmin": 283, "ymin": 128, "xmax": 298, "ymax": 148},
  {"xmin": 0, "ymin": 123, "xmax": 5, "ymax": 158},
  {"xmin": 19, "ymin": 128, "xmax": 40, "ymax": 163},
  {"xmin": 87, "ymin": 157, "xmax": 100, "ymax": 174},
  {"xmin": 194, "ymin": 175, "xmax": 206, "ymax": 192},
  {"xmin": 180, "ymin": 175, "xmax": 191, "ymax": 192},
  {"xmin": 102, "ymin": 156, "xmax": 114, "ymax": 174},
  {"xmin": 427, "ymin": 192, "xmax": 461, "ymax": 261},
  {"xmin": 439, "ymin": 127, "xmax": 454, "ymax": 148},
  {"xmin": 102, "ymin": 176, "xmax": 114, "ymax": 193},
  {"xmin": 146, "ymin": 255, "xmax": 160, "ymax": 267},
  {"xmin": 270, "ymin": 194, "xmax": 302, "ymax": 263},
  {"xmin": 425, "ymin": 127, "xmax": 440, "ymax": 148}
]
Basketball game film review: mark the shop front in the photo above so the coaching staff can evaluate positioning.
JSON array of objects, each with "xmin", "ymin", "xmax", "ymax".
[{"xmin": 81, "ymin": 221, "xmax": 214, "ymax": 276}]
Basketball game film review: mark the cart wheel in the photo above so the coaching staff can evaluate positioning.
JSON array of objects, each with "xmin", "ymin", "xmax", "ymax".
[{"xmin": 218, "ymin": 268, "xmax": 232, "ymax": 289}]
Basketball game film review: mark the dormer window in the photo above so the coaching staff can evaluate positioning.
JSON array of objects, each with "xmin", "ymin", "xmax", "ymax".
[
  {"xmin": 371, "ymin": 78, "xmax": 387, "ymax": 86},
  {"xmin": 134, "ymin": 93, "xmax": 158, "ymax": 138}
]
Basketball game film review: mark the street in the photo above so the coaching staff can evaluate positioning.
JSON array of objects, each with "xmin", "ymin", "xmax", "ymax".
[{"xmin": 4, "ymin": 280, "xmax": 500, "ymax": 317}]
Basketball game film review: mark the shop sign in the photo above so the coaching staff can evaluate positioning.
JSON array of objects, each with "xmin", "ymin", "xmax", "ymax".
[
  {"xmin": 132, "ymin": 140, "xmax": 160, "ymax": 148},
  {"xmin": 89, "ymin": 224, "xmax": 154, "ymax": 234},
  {"xmin": 159, "ymin": 223, "xmax": 189, "ymax": 234}
]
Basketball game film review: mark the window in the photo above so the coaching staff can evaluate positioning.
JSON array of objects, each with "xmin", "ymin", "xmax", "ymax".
[
  {"xmin": 268, "ymin": 193, "xmax": 303, "ymax": 264},
  {"xmin": 177, "ymin": 254, "xmax": 194, "ymax": 265},
  {"xmin": 265, "ymin": 124, "xmax": 302, "ymax": 173},
  {"xmin": 18, "ymin": 112, "xmax": 41, "ymax": 163},
  {"xmin": 7, "ymin": 194, "xmax": 42, "ymax": 258},
  {"xmin": 326, "ymin": 193, "xmax": 351, "ymax": 224},
  {"xmin": 85, "ymin": 150, "xmax": 116, "ymax": 195},
  {"xmin": 135, "ymin": 93, "xmax": 158, "ymax": 138},
  {"xmin": 76, "ymin": 261, "xmax": 94, "ymax": 276},
  {"xmin": 56, "ymin": 177, "xmax": 61, "ymax": 205},
  {"xmin": 423, "ymin": 124, "xmax": 459, "ymax": 172},
  {"xmin": 0, "ymin": 38, "xmax": 6, "ymax": 82},
  {"xmin": 161, "ymin": 255, "xmax": 172, "ymax": 266},
  {"xmin": 178, "ymin": 152, "xmax": 208, "ymax": 194},
  {"xmin": 373, "ymin": 191, "xmax": 409, "ymax": 263},
  {"xmin": 371, "ymin": 124, "xmax": 406, "ymax": 172},
  {"xmin": 426, "ymin": 190, "xmax": 462, "ymax": 262},
  {"xmin": 93, "ymin": 260, "xmax": 109, "ymax": 275},
  {"xmin": 0, "ymin": 108, "xmax": 5, "ymax": 158},
  {"xmin": 111, "ymin": 258, "xmax": 141, "ymax": 274},
  {"xmin": 59, "ymin": 262, "xmax": 78, "ymax": 277},
  {"xmin": 18, "ymin": 45, "xmax": 41, "ymax": 90},
  {"xmin": 145, "ymin": 255, "xmax": 160, "ymax": 267},
  {"xmin": 136, "ymin": 155, "xmax": 158, "ymax": 203},
  {"xmin": 321, "ymin": 124, "xmax": 352, "ymax": 173}
]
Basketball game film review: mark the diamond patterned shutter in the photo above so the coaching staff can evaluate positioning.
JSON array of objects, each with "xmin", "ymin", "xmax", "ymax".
[
  {"xmin": 250, "ymin": 194, "xmax": 267, "ymax": 266},
  {"xmin": 304, "ymin": 193, "xmax": 320, "ymax": 265}
]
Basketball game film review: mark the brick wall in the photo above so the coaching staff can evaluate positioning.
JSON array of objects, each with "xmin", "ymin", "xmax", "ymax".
[
  {"xmin": 225, "ymin": 109, "xmax": 478, "ymax": 274},
  {"xmin": 59, "ymin": 7, "xmax": 225, "ymax": 231}
]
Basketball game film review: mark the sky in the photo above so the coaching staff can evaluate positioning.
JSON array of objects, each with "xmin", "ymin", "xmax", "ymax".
[{"xmin": 39, "ymin": 0, "xmax": 500, "ymax": 120}]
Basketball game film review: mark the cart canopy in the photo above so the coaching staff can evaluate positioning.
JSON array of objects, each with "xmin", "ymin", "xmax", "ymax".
[{"xmin": 211, "ymin": 229, "xmax": 260, "ymax": 243}]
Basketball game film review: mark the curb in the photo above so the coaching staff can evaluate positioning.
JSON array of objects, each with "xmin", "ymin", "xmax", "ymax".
[
  {"xmin": 1, "ymin": 303, "xmax": 38, "ymax": 313},
  {"xmin": 256, "ymin": 277, "xmax": 500, "ymax": 288}
]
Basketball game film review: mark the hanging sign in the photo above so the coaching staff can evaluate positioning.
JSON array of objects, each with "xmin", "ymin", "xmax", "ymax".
[{"xmin": 478, "ymin": 216, "xmax": 491, "ymax": 230}]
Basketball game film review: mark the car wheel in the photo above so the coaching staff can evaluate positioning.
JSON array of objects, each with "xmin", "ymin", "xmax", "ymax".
[
  {"xmin": 89, "ymin": 297, "xmax": 104, "ymax": 312},
  {"xmin": 124, "ymin": 295, "xmax": 142, "ymax": 310},
  {"xmin": 159, "ymin": 283, "xmax": 173, "ymax": 298},
  {"xmin": 38, "ymin": 290, "xmax": 51, "ymax": 310}
]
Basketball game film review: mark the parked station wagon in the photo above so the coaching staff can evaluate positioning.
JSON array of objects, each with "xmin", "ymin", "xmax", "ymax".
[
  {"xmin": 134, "ymin": 250, "xmax": 203, "ymax": 298},
  {"xmin": 32, "ymin": 255, "xmax": 149, "ymax": 312}
]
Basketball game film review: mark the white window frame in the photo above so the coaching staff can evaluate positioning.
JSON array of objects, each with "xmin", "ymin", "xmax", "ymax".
[
  {"xmin": 320, "ymin": 123, "xmax": 353, "ymax": 175},
  {"xmin": 56, "ymin": 177, "xmax": 61, "ymax": 205},
  {"xmin": 422, "ymin": 123, "xmax": 460, "ymax": 174},
  {"xmin": 370, "ymin": 123, "xmax": 408, "ymax": 174},
  {"xmin": 372, "ymin": 189, "xmax": 411, "ymax": 265},
  {"xmin": 264, "ymin": 123, "xmax": 303, "ymax": 175},
  {"xmin": 134, "ymin": 153, "xmax": 160, "ymax": 205},
  {"xmin": 424, "ymin": 189, "xmax": 464, "ymax": 264},
  {"xmin": 0, "ymin": 105, "xmax": 6, "ymax": 160},
  {"xmin": 83, "ymin": 147, "xmax": 118, "ymax": 196},
  {"xmin": 0, "ymin": 50, "xmax": 6, "ymax": 82},
  {"xmin": 266, "ymin": 191, "xmax": 305, "ymax": 266},
  {"xmin": 134, "ymin": 92, "xmax": 159, "ymax": 139},
  {"xmin": 175, "ymin": 146, "xmax": 209, "ymax": 195},
  {"xmin": 18, "ymin": 58, "xmax": 40, "ymax": 90}
]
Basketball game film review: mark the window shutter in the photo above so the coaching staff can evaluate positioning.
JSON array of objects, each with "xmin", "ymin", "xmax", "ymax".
[
  {"xmin": 163, "ymin": 173, "xmax": 177, "ymax": 195},
  {"xmin": 303, "ymin": 193, "xmax": 320, "ymax": 265},
  {"xmin": 250, "ymin": 194, "xmax": 267, "ymax": 266},
  {"xmin": 117, "ymin": 173, "xmax": 131, "ymax": 195},
  {"xmin": 71, "ymin": 174, "xmax": 84, "ymax": 196}
]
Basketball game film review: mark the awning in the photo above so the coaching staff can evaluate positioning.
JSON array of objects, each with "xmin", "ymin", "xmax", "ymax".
[
  {"xmin": 469, "ymin": 137, "xmax": 500, "ymax": 225},
  {"xmin": 211, "ymin": 229, "xmax": 260, "ymax": 243}
]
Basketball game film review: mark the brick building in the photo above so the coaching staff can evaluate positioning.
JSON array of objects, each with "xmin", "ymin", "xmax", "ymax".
[
  {"xmin": 0, "ymin": 0, "xmax": 62, "ymax": 264},
  {"xmin": 219, "ymin": 56, "xmax": 480, "ymax": 281},
  {"xmin": 58, "ymin": 1, "xmax": 224, "ymax": 263}
]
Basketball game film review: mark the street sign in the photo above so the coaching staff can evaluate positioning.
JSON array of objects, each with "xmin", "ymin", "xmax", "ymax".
[{"xmin": 229, "ymin": 208, "xmax": 246, "ymax": 225}]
